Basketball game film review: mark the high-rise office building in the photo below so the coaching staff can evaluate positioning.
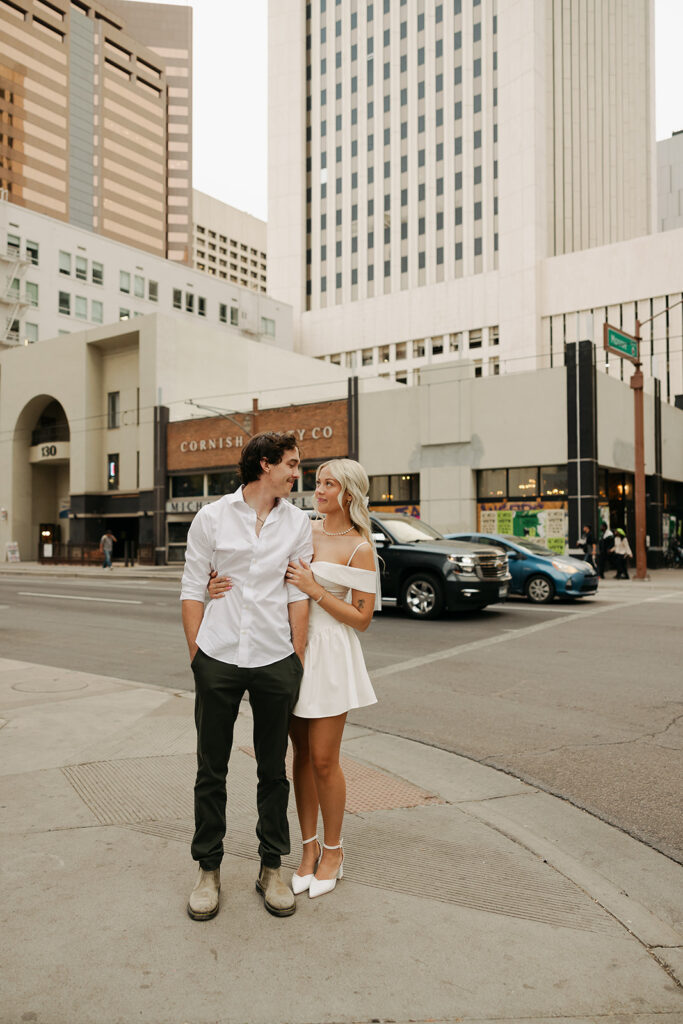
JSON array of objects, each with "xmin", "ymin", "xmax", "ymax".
[
  {"xmin": 0, "ymin": 0, "xmax": 192, "ymax": 262},
  {"xmin": 268, "ymin": 0, "xmax": 655, "ymax": 371},
  {"xmin": 192, "ymin": 190, "xmax": 268, "ymax": 293}
]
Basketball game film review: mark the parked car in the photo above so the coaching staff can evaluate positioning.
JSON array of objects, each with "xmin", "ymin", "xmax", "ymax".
[
  {"xmin": 368, "ymin": 513, "xmax": 511, "ymax": 619},
  {"xmin": 444, "ymin": 532, "xmax": 598, "ymax": 603}
]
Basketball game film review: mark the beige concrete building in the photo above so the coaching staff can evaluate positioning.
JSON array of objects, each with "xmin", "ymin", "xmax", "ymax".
[
  {"xmin": 192, "ymin": 190, "xmax": 267, "ymax": 293},
  {"xmin": 267, "ymin": 0, "xmax": 667, "ymax": 397},
  {"xmin": 0, "ymin": 0, "xmax": 192, "ymax": 262}
]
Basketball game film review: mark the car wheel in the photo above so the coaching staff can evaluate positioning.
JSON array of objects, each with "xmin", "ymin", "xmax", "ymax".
[
  {"xmin": 525, "ymin": 575, "xmax": 555, "ymax": 603},
  {"xmin": 401, "ymin": 573, "xmax": 445, "ymax": 620}
]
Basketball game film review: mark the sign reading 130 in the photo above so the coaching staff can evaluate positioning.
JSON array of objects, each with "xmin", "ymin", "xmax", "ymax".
[{"xmin": 41, "ymin": 445, "xmax": 58, "ymax": 457}]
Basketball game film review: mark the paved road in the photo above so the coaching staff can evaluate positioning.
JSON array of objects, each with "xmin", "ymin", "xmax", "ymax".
[{"xmin": 1, "ymin": 572, "xmax": 681, "ymax": 863}]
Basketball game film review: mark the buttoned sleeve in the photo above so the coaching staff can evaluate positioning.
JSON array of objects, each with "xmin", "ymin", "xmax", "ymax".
[
  {"xmin": 286, "ymin": 514, "xmax": 314, "ymax": 604},
  {"xmin": 180, "ymin": 507, "xmax": 214, "ymax": 602}
]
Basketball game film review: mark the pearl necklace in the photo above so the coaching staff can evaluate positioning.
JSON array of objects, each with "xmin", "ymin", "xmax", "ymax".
[{"xmin": 322, "ymin": 521, "xmax": 355, "ymax": 536}]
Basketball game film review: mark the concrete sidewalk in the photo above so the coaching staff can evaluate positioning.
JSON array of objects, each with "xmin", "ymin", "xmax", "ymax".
[
  {"xmin": 0, "ymin": 561, "xmax": 183, "ymax": 581},
  {"xmin": 1, "ymin": 656, "xmax": 681, "ymax": 1024}
]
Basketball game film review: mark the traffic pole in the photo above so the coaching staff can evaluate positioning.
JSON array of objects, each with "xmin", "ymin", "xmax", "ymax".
[{"xmin": 631, "ymin": 320, "xmax": 647, "ymax": 579}]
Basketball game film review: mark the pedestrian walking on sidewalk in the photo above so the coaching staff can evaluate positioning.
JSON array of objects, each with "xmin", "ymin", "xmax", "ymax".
[
  {"xmin": 208, "ymin": 458, "xmax": 379, "ymax": 902},
  {"xmin": 99, "ymin": 530, "xmax": 116, "ymax": 570},
  {"xmin": 613, "ymin": 528, "xmax": 633, "ymax": 579},
  {"xmin": 580, "ymin": 524, "xmax": 597, "ymax": 571},
  {"xmin": 181, "ymin": 433, "xmax": 311, "ymax": 921},
  {"xmin": 598, "ymin": 522, "xmax": 615, "ymax": 578}
]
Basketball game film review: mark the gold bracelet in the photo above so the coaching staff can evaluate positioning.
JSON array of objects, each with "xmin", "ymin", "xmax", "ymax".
[{"xmin": 314, "ymin": 589, "xmax": 325, "ymax": 604}]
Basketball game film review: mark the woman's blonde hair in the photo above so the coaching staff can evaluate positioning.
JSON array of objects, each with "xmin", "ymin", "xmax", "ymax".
[{"xmin": 316, "ymin": 458, "xmax": 372, "ymax": 546}]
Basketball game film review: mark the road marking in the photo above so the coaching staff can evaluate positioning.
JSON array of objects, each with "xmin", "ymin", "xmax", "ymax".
[
  {"xmin": 370, "ymin": 591, "xmax": 679, "ymax": 680},
  {"xmin": 18, "ymin": 592, "xmax": 143, "ymax": 605}
]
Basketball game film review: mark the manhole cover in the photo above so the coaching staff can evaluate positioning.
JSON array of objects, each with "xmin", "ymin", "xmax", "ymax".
[{"xmin": 13, "ymin": 678, "xmax": 90, "ymax": 693}]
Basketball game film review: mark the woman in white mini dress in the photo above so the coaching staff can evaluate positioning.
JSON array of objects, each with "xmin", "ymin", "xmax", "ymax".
[{"xmin": 208, "ymin": 458, "xmax": 378, "ymax": 900}]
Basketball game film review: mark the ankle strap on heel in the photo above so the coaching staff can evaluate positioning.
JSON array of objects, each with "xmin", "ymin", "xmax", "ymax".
[
  {"xmin": 302, "ymin": 835, "xmax": 319, "ymax": 845},
  {"xmin": 323, "ymin": 839, "xmax": 343, "ymax": 850}
]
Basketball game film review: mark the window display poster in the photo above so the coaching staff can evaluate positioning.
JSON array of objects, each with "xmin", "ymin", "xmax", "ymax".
[
  {"xmin": 5, "ymin": 541, "xmax": 20, "ymax": 563},
  {"xmin": 478, "ymin": 502, "xmax": 568, "ymax": 553}
]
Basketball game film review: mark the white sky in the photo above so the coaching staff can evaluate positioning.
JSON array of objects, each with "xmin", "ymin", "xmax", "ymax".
[{"xmin": 127, "ymin": 0, "xmax": 683, "ymax": 222}]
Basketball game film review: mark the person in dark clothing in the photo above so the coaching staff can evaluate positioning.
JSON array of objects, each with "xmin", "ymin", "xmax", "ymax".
[
  {"xmin": 580, "ymin": 524, "xmax": 597, "ymax": 571},
  {"xmin": 598, "ymin": 522, "xmax": 615, "ymax": 578}
]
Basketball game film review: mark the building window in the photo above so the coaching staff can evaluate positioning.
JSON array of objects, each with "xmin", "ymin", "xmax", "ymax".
[
  {"xmin": 26, "ymin": 282, "xmax": 38, "ymax": 307},
  {"xmin": 58, "ymin": 291, "xmax": 70, "ymax": 315},
  {"xmin": 541, "ymin": 465, "xmax": 568, "ymax": 497},
  {"xmin": 185, "ymin": 292, "xmax": 194, "ymax": 313},
  {"xmin": 59, "ymin": 251, "xmax": 71, "ymax": 276},
  {"xmin": 230, "ymin": 306, "xmax": 239, "ymax": 326},
  {"xmin": 469, "ymin": 330, "xmax": 482, "ymax": 349},
  {"xmin": 219, "ymin": 303, "xmax": 227, "ymax": 323},
  {"xmin": 261, "ymin": 317, "xmax": 276, "ymax": 337},
  {"xmin": 173, "ymin": 288, "xmax": 182, "ymax": 309},
  {"xmin": 107, "ymin": 391, "xmax": 120, "ymax": 429},
  {"xmin": 75, "ymin": 256, "xmax": 87, "ymax": 281},
  {"xmin": 198, "ymin": 296, "xmax": 206, "ymax": 317},
  {"xmin": 119, "ymin": 308, "xmax": 130, "ymax": 320},
  {"xmin": 134, "ymin": 274, "xmax": 144, "ymax": 298},
  {"xmin": 26, "ymin": 240, "xmax": 39, "ymax": 265},
  {"xmin": 92, "ymin": 261, "xmax": 104, "ymax": 286},
  {"xmin": 509, "ymin": 467, "xmax": 538, "ymax": 498},
  {"xmin": 369, "ymin": 473, "xmax": 419, "ymax": 504},
  {"xmin": 148, "ymin": 280, "xmax": 158, "ymax": 302},
  {"xmin": 92, "ymin": 300, "xmax": 103, "ymax": 323},
  {"xmin": 24, "ymin": 322, "xmax": 38, "ymax": 344},
  {"xmin": 362, "ymin": 348, "xmax": 373, "ymax": 365},
  {"xmin": 119, "ymin": 271, "xmax": 130, "ymax": 294},
  {"xmin": 107, "ymin": 454, "xmax": 119, "ymax": 491},
  {"xmin": 75, "ymin": 296, "xmax": 87, "ymax": 320},
  {"xmin": 477, "ymin": 469, "xmax": 506, "ymax": 499}
]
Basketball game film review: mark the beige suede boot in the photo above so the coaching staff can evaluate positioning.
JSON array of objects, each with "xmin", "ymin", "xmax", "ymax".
[
  {"xmin": 255, "ymin": 865, "xmax": 296, "ymax": 917},
  {"xmin": 187, "ymin": 867, "xmax": 220, "ymax": 921}
]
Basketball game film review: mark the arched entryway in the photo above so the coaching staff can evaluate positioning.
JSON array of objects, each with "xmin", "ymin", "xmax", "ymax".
[{"xmin": 12, "ymin": 396, "xmax": 71, "ymax": 560}]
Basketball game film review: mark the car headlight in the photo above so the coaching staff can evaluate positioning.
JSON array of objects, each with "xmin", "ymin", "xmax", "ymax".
[
  {"xmin": 551, "ymin": 560, "xmax": 580, "ymax": 574},
  {"xmin": 448, "ymin": 554, "xmax": 477, "ymax": 570}
]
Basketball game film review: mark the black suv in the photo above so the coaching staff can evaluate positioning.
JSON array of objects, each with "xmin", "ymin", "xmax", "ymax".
[{"xmin": 369, "ymin": 513, "xmax": 511, "ymax": 619}]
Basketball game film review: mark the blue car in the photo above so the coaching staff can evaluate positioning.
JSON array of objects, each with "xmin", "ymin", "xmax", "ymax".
[{"xmin": 444, "ymin": 533, "xmax": 599, "ymax": 603}]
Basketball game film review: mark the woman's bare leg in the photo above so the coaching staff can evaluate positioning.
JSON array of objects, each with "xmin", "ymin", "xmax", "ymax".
[
  {"xmin": 309, "ymin": 712, "xmax": 347, "ymax": 880},
  {"xmin": 289, "ymin": 715, "xmax": 320, "ymax": 874}
]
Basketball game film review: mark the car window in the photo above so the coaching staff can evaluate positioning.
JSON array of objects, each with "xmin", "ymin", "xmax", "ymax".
[
  {"xmin": 502, "ymin": 535, "xmax": 553, "ymax": 557},
  {"xmin": 378, "ymin": 518, "xmax": 443, "ymax": 543}
]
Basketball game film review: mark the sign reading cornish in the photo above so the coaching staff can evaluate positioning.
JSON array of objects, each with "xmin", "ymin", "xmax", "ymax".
[{"xmin": 167, "ymin": 399, "xmax": 348, "ymax": 471}]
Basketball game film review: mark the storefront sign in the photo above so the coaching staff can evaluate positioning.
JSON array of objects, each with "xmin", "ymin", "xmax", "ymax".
[
  {"xmin": 5, "ymin": 541, "xmax": 20, "ymax": 562},
  {"xmin": 165, "ymin": 497, "xmax": 219, "ymax": 514},
  {"xmin": 167, "ymin": 400, "xmax": 348, "ymax": 472}
]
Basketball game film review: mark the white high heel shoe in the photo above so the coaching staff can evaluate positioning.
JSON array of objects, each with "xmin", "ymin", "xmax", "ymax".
[
  {"xmin": 291, "ymin": 835, "xmax": 321, "ymax": 895},
  {"xmin": 308, "ymin": 839, "xmax": 344, "ymax": 899}
]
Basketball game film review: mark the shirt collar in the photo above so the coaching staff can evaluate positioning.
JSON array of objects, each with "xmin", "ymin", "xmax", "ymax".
[{"xmin": 227, "ymin": 486, "xmax": 286, "ymax": 518}]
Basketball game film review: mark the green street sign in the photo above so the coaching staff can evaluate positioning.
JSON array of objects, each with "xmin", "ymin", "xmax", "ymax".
[{"xmin": 603, "ymin": 323, "xmax": 639, "ymax": 364}]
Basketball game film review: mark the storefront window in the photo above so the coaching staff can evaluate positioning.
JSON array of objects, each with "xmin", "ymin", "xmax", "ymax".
[
  {"xmin": 508, "ymin": 467, "xmax": 538, "ymax": 498},
  {"xmin": 369, "ymin": 474, "xmax": 419, "ymax": 503},
  {"xmin": 302, "ymin": 465, "xmax": 319, "ymax": 491},
  {"xmin": 107, "ymin": 454, "xmax": 119, "ymax": 491},
  {"xmin": 168, "ymin": 522, "xmax": 190, "ymax": 544},
  {"xmin": 477, "ymin": 469, "xmax": 506, "ymax": 498},
  {"xmin": 540, "ymin": 465, "xmax": 567, "ymax": 497},
  {"xmin": 171, "ymin": 474, "xmax": 204, "ymax": 497},
  {"xmin": 207, "ymin": 470, "xmax": 241, "ymax": 496}
]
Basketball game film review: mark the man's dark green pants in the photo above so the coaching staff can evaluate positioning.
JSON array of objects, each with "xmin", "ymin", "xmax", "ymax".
[{"xmin": 190, "ymin": 647, "xmax": 303, "ymax": 870}]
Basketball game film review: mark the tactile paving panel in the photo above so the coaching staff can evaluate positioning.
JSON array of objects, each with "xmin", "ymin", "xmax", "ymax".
[{"xmin": 240, "ymin": 746, "xmax": 443, "ymax": 813}]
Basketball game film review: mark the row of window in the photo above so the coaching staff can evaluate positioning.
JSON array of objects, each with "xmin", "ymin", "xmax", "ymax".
[
  {"xmin": 326, "ymin": 327, "xmax": 499, "ymax": 368},
  {"xmin": 59, "ymin": 252, "xmax": 104, "ymax": 286},
  {"xmin": 6, "ymin": 233, "xmax": 39, "ymax": 265},
  {"xmin": 308, "ymin": 1, "xmax": 481, "ymax": 35},
  {"xmin": 194, "ymin": 227, "xmax": 265, "ymax": 261},
  {"xmin": 8, "ymin": 279, "xmax": 39, "ymax": 306},
  {"xmin": 478, "ymin": 467, "xmax": 568, "ymax": 501},
  {"xmin": 119, "ymin": 270, "xmax": 159, "ymax": 302},
  {"xmin": 58, "ymin": 291, "xmax": 104, "ymax": 322},
  {"xmin": 316, "ymin": 240, "xmax": 495, "ymax": 287},
  {"xmin": 168, "ymin": 469, "xmax": 419, "ymax": 504}
]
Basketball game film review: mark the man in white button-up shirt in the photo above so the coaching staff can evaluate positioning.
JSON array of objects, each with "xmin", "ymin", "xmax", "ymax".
[{"xmin": 181, "ymin": 432, "xmax": 313, "ymax": 920}]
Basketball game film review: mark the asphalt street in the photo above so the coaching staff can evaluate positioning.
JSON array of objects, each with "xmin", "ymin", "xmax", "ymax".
[{"xmin": 1, "ymin": 572, "xmax": 681, "ymax": 863}]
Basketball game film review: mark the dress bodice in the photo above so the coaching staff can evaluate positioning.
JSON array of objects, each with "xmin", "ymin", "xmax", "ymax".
[{"xmin": 308, "ymin": 561, "xmax": 378, "ymax": 631}]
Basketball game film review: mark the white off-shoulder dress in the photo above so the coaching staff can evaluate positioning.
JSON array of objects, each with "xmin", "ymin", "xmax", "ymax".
[{"xmin": 292, "ymin": 549, "xmax": 378, "ymax": 719}]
